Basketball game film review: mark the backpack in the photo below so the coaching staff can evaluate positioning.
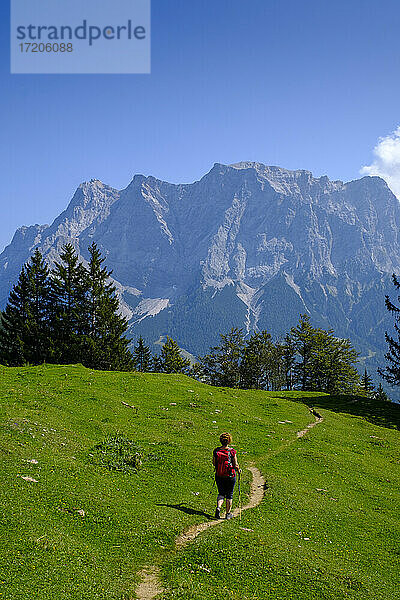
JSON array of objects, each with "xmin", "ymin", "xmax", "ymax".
[{"xmin": 214, "ymin": 447, "xmax": 236, "ymax": 478}]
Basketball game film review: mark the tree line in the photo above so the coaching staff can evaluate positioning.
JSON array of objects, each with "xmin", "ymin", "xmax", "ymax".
[
  {"xmin": 132, "ymin": 318, "xmax": 389, "ymax": 398},
  {"xmin": 0, "ymin": 245, "xmax": 396, "ymax": 399},
  {"xmin": 0, "ymin": 244, "xmax": 193, "ymax": 375},
  {"xmin": 0, "ymin": 244, "xmax": 132, "ymax": 370},
  {"xmin": 194, "ymin": 319, "xmax": 361, "ymax": 394}
]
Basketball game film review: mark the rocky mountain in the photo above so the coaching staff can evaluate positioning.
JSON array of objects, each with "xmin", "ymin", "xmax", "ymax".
[{"xmin": 1, "ymin": 162, "xmax": 399, "ymax": 387}]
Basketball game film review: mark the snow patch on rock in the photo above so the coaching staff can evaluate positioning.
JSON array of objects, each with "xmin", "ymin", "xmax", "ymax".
[
  {"xmin": 283, "ymin": 272, "xmax": 309, "ymax": 311},
  {"xmin": 236, "ymin": 283, "xmax": 261, "ymax": 334},
  {"xmin": 132, "ymin": 298, "xmax": 170, "ymax": 323}
]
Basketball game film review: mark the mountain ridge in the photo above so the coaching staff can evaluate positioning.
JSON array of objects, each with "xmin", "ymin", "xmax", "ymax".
[{"xmin": 1, "ymin": 162, "xmax": 399, "ymax": 390}]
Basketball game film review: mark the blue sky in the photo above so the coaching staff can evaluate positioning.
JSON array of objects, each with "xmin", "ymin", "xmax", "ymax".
[{"xmin": 1, "ymin": 0, "xmax": 400, "ymax": 252}]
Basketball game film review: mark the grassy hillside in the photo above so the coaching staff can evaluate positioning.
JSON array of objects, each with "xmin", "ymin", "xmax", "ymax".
[{"xmin": 0, "ymin": 365, "xmax": 398, "ymax": 600}]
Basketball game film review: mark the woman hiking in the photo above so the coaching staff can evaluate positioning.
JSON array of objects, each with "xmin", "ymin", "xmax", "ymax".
[{"xmin": 213, "ymin": 432, "xmax": 241, "ymax": 520}]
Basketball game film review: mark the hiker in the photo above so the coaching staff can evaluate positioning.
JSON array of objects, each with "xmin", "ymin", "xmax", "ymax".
[{"xmin": 213, "ymin": 432, "xmax": 241, "ymax": 520}]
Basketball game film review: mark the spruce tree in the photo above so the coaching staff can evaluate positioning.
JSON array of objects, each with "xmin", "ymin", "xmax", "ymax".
[
  {"xmin": 83, "ymin": 242, "xmax": 133, "ymax": 371},
  {"xmin": 240, "ymin": 330, "xmax": 274, "ymax": 389},
  {"xmin": 290, "ymin": 315, "xmax": 359, "ymax": 394},
  {"xmin": 0, "ymin": 265, "xmax": 30, "ymax": 365},
  {"xmin": 132, "ymin": 336, "xmax": 153, "ymax": 372},
  {"xmin": 360, "ymin": 368, "xmax": 375, "ymax": 396},
  {"xmin": 51, "ymin": 243, "xmax": 87, "ymax": 364},
  {"xmin": 282, "ymin": 334, "xmax": 296, "ymax": 390},
  {"xmin": 240, "ymin": 334, "xmax": 290, "ymax": 391},
  {"xmin": 154, "ymin": 336, "xmax": 190, "ymax": 374},
  {"xmin": 374, "ymin": 383, "xmax": 390, "ymax": 402},
  {"xmin": 0, "ymin": 249, "xmax": 52, "ymax": 365},
  {"xmin": 269, "ymin": 341, "xmax": 286, "ymax": 391},
  {"xmin": 307, "ymin": 330, "xmax": 359, "ymax": 394},
  {"xmin": 378, "ymin": 274, "xmax": 400, "ymax": 385},
  {"xmin": 198, "ymin": 328, "xmax": 245, "ymax": 387},
  {"xmin": 291, "ymin": 315, "xmax": 316, "ymax": 390}
]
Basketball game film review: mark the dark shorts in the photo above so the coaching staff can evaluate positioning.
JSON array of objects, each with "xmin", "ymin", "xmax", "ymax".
[{"xmin": 215, "ymin": 475, "xmax": 236, "ymax": 500}]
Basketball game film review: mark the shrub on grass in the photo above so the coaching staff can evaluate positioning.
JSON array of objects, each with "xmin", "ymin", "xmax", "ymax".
[{"xmin": 90, "ymin": 435, "xmax": 143, "ymax": 473}]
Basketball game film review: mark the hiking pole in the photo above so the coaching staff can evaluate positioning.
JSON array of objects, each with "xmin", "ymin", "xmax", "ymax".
[{"xmin": 238, "ymin": 470, "xmax": 242, "ymax": 521}]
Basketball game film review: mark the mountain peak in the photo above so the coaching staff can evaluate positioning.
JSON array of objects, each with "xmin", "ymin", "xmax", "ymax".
[
  {"xmin": 0, "ymin": 163, "xmax": 399, "ymax": 387},
  {"xmin": 230, "ymin": 161, "xmax": 312, "ymax": 175}
]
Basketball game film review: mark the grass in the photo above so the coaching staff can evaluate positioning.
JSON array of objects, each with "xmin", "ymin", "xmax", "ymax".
[
  {"xmin": 161, "ymin": 404, "xmax": 399, "ymax": 599},
  {"xmin": 0, "ymin": 364, "xmax": 398, "ymax": 599}
]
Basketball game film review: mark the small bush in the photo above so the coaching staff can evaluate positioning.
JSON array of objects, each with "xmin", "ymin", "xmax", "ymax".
[{"xmin": 90, "ymin": 435, "xmax": 143, "ymax": 473}]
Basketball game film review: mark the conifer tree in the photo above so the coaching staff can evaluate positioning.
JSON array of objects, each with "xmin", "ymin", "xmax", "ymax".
[
  {"xmin": 282, "ymin": 334, "xmax": 296, "ymax": 390},
  {"xmin": 291, "ymin": 314, "xmax": 316, "ymax": 390},
  {"xmin": 290, "ymin": 315, "xmax": 359, "ymax": 394},
  {"xmin": 0, "ymin": 265, "xmax": 30, "ymax": 365},
  {"xmin": 240, "ymin": 330, "xmax": 274, "ymax": 389},
  {"xmin": 378, "ymin": 274, "xmax": 400, "ymax": 386},
  {"xmin": 51, "ymin": 243, "xmax": 87, "ymax": 363},
  {"xmin": 132, "ymin": 336, "xmax": 153, "ymax": 372},
  {"xmin": 198, "ymin": 328, "xmax": 245, "ymax": 387},
  {"xmin": 154, "ymin": 336, "xmax": 190, "ymax": 374},
  {"xmin": 0, "ymin": 249, "xmax": 52, "ymax": 365},
  {"xmin": 269, "ymin": 341, "xmax": 287, "ymax": 391},
  {"xmin": 83, "ymin": 242, "xmax": 133, "ymax": 371},
  {"xmin": 374, "ymin": 383, "xmax": 390, "ymax": 402},
  {"xmin": 307, "ymin": 329, "xmax": 359, "ymax": 394},
  {"xmin": 360, "ymin": 368, "xmax": 375, "ymax": 396}
]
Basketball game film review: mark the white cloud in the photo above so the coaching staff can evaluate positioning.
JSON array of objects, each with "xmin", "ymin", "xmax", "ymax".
[{"xmin": 360, "ymin": 126, "xmax": 400, "ymax": 199}]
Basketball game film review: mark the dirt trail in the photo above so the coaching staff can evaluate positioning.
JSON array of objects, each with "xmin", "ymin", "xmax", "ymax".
[
  {"xmin": 136, "ymin": 568, "xmax": 164, "ymax": 600},
  {"xmin": 136, "ymin": 408, "xmax": 323, "ymax": 599},
  {"xmin": 296, "ymin": 409, "xmax": 323, "ymax": 438},
  {"xmin": 175, "ymin": 465, "xmax": 265, "ymax": 548}
]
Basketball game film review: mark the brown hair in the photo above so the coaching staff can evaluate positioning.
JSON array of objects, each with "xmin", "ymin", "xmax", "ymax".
[{"xmin": 219, "ymin": 432, "xmax": 232, "ymax": 446}]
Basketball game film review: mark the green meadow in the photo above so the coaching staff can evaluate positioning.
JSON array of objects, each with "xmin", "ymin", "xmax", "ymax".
[{"xmin": 0, "ymin": 364, "xmax": 398, "ymax": 599}]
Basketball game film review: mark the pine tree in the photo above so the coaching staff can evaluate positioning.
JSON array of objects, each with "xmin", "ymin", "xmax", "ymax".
[
  {"xmin": 198, "ymin": 328, "xmax": 245, "ymax": 387},
  {"xmin": 0, "ymin": 249, "xmax": 52, "ymax": 365},
  {"xmin": 307, "ymin": 330, "xmax": 359, "ymax": 394},
  {"xmin": 83, "ymin": 243, "xmax": 133, "ymax": 371},
  {"xmin": 378, "ymin": 274, "xmax": 400, "ymax": 386},
  {"xmin": 360, "ymin": 368, "xmax": 375, "ymax": 396},
  {"xmin": 291, "ymin": 315, "xmax": 359, "ymax": 394},
  {"xmin": 132, "ymin": 336, "xmax": 153, "ymax": 372},
  {"xmin": 291, "ymin": 315, "xmax": 316, "ymax": 390},
  {"xmin": 240, "ymin": 330, "xmax": 274, "ymax": 389},
  {"xmin": 374, "ymin": 383, "xmax": 390, "ymax": 402},
  {"xmin": 282, "ymin": 334, "xmax": 296, "ymax": 390},
  {"xmin": 269, "ymin": 341, "xmax": 287, "ymax": 391},
  {"xmin": 51, "ymin": 243, "xmax": 87, "ymax": 364},
  {"xmin": 154, "ymin": 336, "xmax": 190, "ymax": 374},
  {"xmin": 0, "ymin": 265, "xmax": 30, "ymax": 365}
]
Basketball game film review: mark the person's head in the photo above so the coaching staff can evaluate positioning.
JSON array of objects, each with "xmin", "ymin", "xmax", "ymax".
[{"xmin": 219, "ymin": 432, "xmax": 232, "ymax": 447}]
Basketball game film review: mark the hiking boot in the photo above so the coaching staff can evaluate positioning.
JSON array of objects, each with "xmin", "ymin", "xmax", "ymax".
[
  {"xmin": 214, "ymin": 508, "xmax": 221, "ymax": 519},
  {"xmin": 225, "ymin": 512, "xmax": 233, "ymax": 520}
]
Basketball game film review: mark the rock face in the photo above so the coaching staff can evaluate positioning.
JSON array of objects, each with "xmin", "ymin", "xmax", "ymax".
[
  {"xmin": 0, "ymin": 179, "xmax": 120, "ymax": 306},
  {"xmin": 1, "ymin": 162, "xmax": 399, "ymax": 382}
]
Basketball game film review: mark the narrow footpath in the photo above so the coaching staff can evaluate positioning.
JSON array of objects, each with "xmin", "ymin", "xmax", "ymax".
[{"xmin": 136, "ymin": 407, "xmax": 323, "ymax": 599}]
